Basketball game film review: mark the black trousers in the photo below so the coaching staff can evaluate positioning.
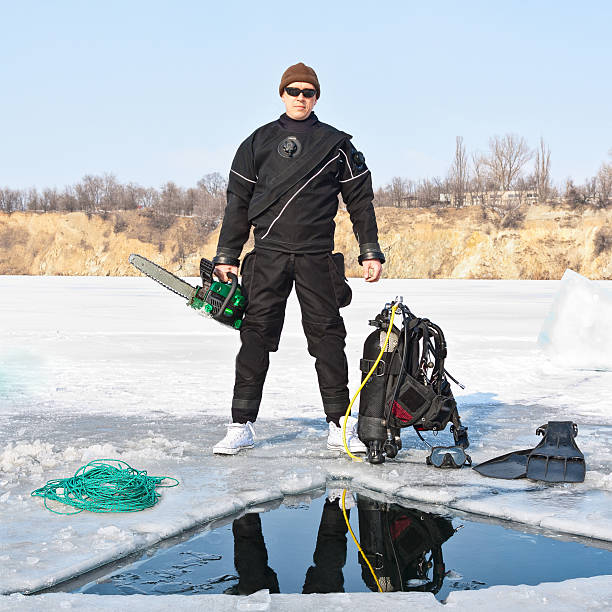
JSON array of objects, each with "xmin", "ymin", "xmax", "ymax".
[{"xmin": 232, "ymin": 248, "xmax": 350, "ymax": 424}]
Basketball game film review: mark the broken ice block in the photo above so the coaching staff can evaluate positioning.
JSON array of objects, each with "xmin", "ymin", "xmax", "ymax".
[{"xmin": 538, "ymin": 269, "xmax": 612, "ymax": 370}]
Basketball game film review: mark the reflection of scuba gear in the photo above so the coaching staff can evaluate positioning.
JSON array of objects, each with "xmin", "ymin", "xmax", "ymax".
[
  {"xmin": 355, "ymin": 497, "xmax": 455, "ymax": 593},
  {"xmin": 357, "ymin": 299, "xmax": 469, "ymax": 464},
  {"xmin": 427, "ymin": 445, "xmax": 472, "ymax": 468},
  {"xmin": 474, "ymin": 421, "xmax": 586, "ymax": 483}
]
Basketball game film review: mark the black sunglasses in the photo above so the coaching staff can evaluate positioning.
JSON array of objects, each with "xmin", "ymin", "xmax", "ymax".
[{"xmin": 284, "ymin": 86, "xmax": 317, "ymax": 98}]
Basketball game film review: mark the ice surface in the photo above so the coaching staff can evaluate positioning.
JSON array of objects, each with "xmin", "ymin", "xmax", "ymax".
[
  {"xmin": 1, "ymin": 576, "xmax": 612, "ymax": 610},
  {"xmin": 1, "ymin": 276, "xmax": 612, "ymax": 608},
  {"xmin": 538, "ymin": 268, "xmax": 612, "ymax": 370}
]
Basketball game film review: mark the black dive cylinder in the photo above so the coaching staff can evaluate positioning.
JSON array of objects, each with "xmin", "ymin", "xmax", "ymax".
[{"xmin": 357, "ymin": 313, "xmax": 400, "ymax": 464}]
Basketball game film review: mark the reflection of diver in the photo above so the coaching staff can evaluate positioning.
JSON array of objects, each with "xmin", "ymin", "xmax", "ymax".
[
  {"xmin": 226, "ymin": 493, "xmax": 454, "ymax": 595},
  {"xmin": 227, "ymin": 499, "xmax": 349, "ymax": 595},
  {"xmin": 302, "ymin": 498, "xmax": 350, "ymax": 593},
  {"xmin": 226, "ymin": 513, "xmax": 280, "ymax": 595},
  {"xmin": 356, "ymin": 498, "xmax": 454, "ymax": 593}
]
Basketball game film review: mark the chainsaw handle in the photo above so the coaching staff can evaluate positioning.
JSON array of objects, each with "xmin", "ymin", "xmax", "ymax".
[{"xmin": 213, "ymin": 272, "xmax": 239, "ymax": 321}]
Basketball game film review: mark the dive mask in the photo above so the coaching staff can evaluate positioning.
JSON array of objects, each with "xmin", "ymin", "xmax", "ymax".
[{"xmin": 426, "ymin": 446, "xmax": 472, "ymax": 469}]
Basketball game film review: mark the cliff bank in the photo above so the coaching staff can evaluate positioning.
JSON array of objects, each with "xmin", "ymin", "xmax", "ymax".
[{"xmin": 1, "ymin": 206, "xmax": 610, "ymax": 279}]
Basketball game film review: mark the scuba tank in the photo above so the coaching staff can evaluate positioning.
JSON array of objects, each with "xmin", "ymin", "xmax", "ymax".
[
  {"xmin": 357, "ymin": 299, "xmax": 469, "ymax": 464},
  {"xmin": 356, "ymin": 303, "xmax": 403, "ymax": 463}
]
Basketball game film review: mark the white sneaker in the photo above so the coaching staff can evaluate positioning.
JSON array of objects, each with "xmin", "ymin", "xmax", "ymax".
[
  {"xmin": 213, "ymin": 422, "xmax": 255, "ymax": 455},
  {"xmin": 327, "ymin": 416, "xmax": 367, "ymax": 454},
  {"xmin": 327, "ymin": 488, "xmax": 356, "ymax": 509}
]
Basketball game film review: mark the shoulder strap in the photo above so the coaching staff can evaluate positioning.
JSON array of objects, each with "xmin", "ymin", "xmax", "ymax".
[{"xmin": 247, "ymin": 129, "xmax": 348, "ymax": 221}]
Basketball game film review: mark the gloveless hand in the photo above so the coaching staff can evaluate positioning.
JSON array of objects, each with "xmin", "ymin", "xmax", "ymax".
[
  {"xmin": 362, "ymin": 259, "xmax": 383, "ymax": 282},
  {"xmin": 213, "ymin": 264, "xmax": 238, "ymax": 283}
]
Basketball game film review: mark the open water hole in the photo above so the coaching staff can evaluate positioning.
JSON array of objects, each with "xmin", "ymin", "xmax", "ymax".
[{"xmin": 64, "ymin": 488, "xmax": 612, "ymax": 602}]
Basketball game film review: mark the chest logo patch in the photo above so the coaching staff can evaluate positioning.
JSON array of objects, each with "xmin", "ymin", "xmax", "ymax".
[
  {"xmin": 352, "ymin": 149, "xmax": 366, "ymax": 171},
  {"xmin": 278, "ymin": 136, "xmax": 302, "ymax": 158}
]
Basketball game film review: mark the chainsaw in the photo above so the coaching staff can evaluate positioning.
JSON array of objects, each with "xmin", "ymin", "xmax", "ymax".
[{"xmin": 129, "ymin": 254, "xmax": 245, "ymax": 330}]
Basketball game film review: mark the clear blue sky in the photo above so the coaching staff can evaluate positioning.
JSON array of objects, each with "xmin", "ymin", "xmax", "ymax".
[{"xmin": 1, "ymin": 0, "xmax": 610, "ymax": 191}]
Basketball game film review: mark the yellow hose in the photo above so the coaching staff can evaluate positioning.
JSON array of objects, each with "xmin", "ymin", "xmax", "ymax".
[
  {"xmin": 341, "ymin": 489, "xmax": 383, "ymax": 593},
  {"xmin": 342, "ymin": 303, "xmax": 399, "ymax": 461}
]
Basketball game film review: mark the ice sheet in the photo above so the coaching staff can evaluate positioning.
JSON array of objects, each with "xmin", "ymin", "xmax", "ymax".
[
  {"xmin": 1, "ymin": 276, "xmax": 612, "ymax": 604},
  {"xmin": 538, "ymin": 269, "xmax": 612, "ymax": 370},
  {"xmin": 1, "ymin": 576, "xmax": 611, "ymax": 611}
]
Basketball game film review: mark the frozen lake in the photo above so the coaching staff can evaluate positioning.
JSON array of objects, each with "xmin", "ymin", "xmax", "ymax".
[{"xmin": 1, "ymin": 275, "xmax": 611, "ymax": 610}]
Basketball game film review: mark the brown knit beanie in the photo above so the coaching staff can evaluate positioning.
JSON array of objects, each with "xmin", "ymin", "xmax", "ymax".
[{"xmin": 279, "ymin": 62, "xmax": 320, "ymax": 98}]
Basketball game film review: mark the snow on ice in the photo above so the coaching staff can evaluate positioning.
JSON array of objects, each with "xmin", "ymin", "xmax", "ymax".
[{"xmin": 1, "ymin": 274, "xmax": 611, "ymax": 609}]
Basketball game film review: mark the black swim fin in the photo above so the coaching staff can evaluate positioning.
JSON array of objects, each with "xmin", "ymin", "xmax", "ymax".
[
  {"xmin": 526, "ymin": 421, "xmax": 586, "ymax": 483},
  {"xmin": 472, "ymin": 448, "xmax": 531, "ymax": 479}
]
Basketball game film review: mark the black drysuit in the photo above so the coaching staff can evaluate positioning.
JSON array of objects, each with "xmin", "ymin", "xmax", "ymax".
[{"xmin": 213, "ymin": 112, "xmax": 384, "ymax": 423}]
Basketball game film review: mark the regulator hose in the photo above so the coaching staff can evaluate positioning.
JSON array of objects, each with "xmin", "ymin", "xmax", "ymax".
[{"xmin": 31, "ymin": 459, "xmax": 179, "ymax": 515}]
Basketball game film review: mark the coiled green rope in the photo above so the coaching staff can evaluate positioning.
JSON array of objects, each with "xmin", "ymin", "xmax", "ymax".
[{"xmin": 31, "ymin": 459, "xmax": 179, "ymax": 515}]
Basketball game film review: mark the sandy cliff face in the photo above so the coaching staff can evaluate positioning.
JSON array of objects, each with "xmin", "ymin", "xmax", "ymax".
[
  {"xmin": 337, "ymin": 205, "xmax": 612, "ymax": 280},
  {"xmin": 0, "ymin": 206, "xmax": 610, "ymax": 279},
  {"xmin": 0, "ymin": 211, "xmax": 214, "ymax": 277}
]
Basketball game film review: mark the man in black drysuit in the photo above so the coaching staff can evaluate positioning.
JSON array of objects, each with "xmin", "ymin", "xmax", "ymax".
[{"xmin": 212, "ymin": 62, "xmax": 384, "ymax": 455}]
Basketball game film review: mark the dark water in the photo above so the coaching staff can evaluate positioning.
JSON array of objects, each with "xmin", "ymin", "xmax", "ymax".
[{"xmin": 69, "ymin": 489, "xmax": 612, "ymax": 601}]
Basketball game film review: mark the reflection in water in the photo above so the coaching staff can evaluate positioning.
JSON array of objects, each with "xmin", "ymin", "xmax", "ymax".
[
  {"xmin": 225, "ymin": 513, "xmax": 280, "ymax": 595},
  {"xmin": 226, "ymin": 493, "xmax": 455, "ymax": 595},
  {"xmin": 357, "ymin": 497, "xmax": 454, "ymax": 593},
  {"xmin": 69, "ymin": 490, "xmax": 612, "ymax": 597}
]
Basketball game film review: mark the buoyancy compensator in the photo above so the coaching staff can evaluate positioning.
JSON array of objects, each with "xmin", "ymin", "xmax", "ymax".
[
  {"xmin": 357, "ymin": 298, "xmax": 469, "ymax": 464},
  {"xmin": 356, "ymin": 497, "xmax": 455, "ymax": 593}
]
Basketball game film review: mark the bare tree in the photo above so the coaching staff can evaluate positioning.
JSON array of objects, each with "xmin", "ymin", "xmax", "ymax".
[
  {"xmin": 41, "ymin": 187, "xmax": 60, "ymax": 212},
  {"xmin": 101, "ymin": 173, "xmax": 121, "ymax": 210},
  {"xmin": 25, "ymin": 188, "xmax": 39, "ymax": 211},
  {"xmin": 564, "ymin": 179, "xmax": 586, "ymax": 208},
  {"xmin": 595, "ymin": 162, "xmax": 612, "ymax": 208},
  {"xmin": 484, "ymin": 134, "xmax": 533, "ymax": 191},
  {"xmin": 159, "ymin": 181, "xmax": 184, "ymax": 216},
  {"xmin": 388, "ymin": 177, "xmax": 410, "ymax": 207},
  {"xmin": 77, "ymin": 175, "xmax": 105, "ymax": 212},
  {"xmin": 470, "ymin": 153, "xmax": 489, "ymax": 208},
  {"xmin": 534, "ymin": 137, "xmax": 551, "ymax": 204},
  {"xmin": 140, "ymin": 187, "xmax": 160, "ymax": 209},
  {"xmin": 416, "ymin": 178, "xmax": 443, "ymax": 208},
  {"xmin": 585, "ymin": 176, "xmax": 598, "ymax": 204},
  {"xmin": 197, "ymin": 172, "xmax": 227, "ymax": 198},
  {"xmin": 449, "ymin": 136, "xmax": 469, "ymax": 207},
  {"xmin": 121, "ymin": 183, "xmax": 146, "ymax": 210},
  {"xmin": 60, "ymin": 186, "xmax": 78, "ymax": 212},
  {"xmin": 0, "ymin": 188, "xmax": 22, "ymax": 213}
]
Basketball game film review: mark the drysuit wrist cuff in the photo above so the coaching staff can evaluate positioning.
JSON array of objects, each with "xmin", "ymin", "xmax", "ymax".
[
  {"xmin": 212, "ymin": 250, "xmax": 240, "ymax": 267},
  {"xmin": 358, "ymin": 243, "xmax": 385, "ymax": 265}
]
